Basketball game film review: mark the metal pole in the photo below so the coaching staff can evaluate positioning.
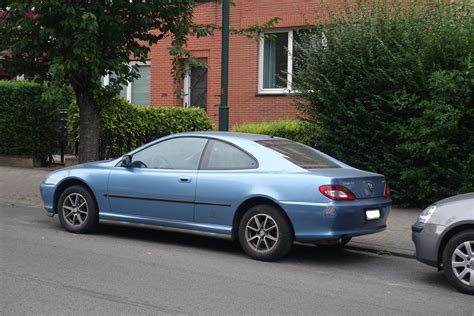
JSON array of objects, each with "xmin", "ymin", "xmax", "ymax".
[
  {"xmin": 219, "ymin": 0, "xmax": 230, "ymax": 131},
  {"xmin": 60, "ymin": 144, "xmax": 64, "ymax": 163}
]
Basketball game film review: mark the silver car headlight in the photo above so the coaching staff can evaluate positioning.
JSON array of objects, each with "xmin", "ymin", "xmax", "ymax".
[{"xmin": 418, "ymin": 204, "xmax": 437, "ymax": 224}]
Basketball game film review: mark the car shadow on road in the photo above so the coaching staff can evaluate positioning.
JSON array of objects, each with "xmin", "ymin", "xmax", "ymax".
[
  {"xmin": 95, "ymin": 222, "xmax": 380, "ymax": 267},
  {"xmin": 414, "ymin": 269, "xmax": 454, "ymax": 292},
  {"xmin": 97, "ymin": 222, "xmax": 242, "ymax": 255},
  {"xmin": 287, "ymin": 243, "xmax": 376, "ymax": 265}
]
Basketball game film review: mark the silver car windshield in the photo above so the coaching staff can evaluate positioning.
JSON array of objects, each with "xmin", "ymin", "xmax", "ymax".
[{"xmin": 257, "ymin": 140, "xmax": 340, "ymax": 169}]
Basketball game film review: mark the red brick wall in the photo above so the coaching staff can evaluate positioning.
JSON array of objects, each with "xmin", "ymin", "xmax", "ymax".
[{"xmin": 149, "ymin": 0, "xmax": 325, "ymax": 128}]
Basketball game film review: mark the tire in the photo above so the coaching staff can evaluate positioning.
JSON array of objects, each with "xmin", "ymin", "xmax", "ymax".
[
  {"xmin": 442, "ymin": 230, "xmax": 474, "ymax": 295},
  {"xmin": 238, "ymin": 204, "xmax": 293, "ymax": 261},
  {"xmin": 57, "ymin": 185, "xmax": 99, "ymax": 234}
]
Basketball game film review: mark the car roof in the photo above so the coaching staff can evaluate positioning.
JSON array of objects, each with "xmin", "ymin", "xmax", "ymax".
[
  {"xmin": 143, "ymin": 131, "xmax": 302, "ymax": 172},
  {"xmin": 174, "ymin": 131, "xmax": 287, "ymax": 142},
  {"xmin": 121, "ymin": 131, "xmax": 347, "ymax": 172}
]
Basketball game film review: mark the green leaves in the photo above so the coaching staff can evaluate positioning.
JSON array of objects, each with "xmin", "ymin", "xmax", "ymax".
[
  {"xmin": 1, "ymin": 1, "xmax": 196, "ymax": 91},
  {"xmin": 292, "ymin": 0, "xmax": 474, "ymax": 207},
  {"xmin": 232, "ymin": 120, "xmax": 320, "ymax": 146},
  {"xmin": 80, "ymin": 12, "xmax": 98, "ymax": 31},
  {"xmin": 0, "ymin": 80, "xmax": 71, "ymax": 164},
  {"xmin": 0, "ymin": 1, "xmax": 280, "ymax": 160},
  {"xmin": 68, "ymin": 93, "xmax": 213, "ymax": 160}
]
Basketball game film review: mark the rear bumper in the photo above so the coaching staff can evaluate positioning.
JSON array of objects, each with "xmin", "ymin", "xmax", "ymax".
[
  {"xmin": 40, "ymin": 183, "xmax": 56, "ymax": 214},
  {"xmin": 281, "ymin": 198, "xmax": 391, "ymax": 242},
  {"xmin": 412, "ymin": 222, "xmax": 445, "ymax": 268}
]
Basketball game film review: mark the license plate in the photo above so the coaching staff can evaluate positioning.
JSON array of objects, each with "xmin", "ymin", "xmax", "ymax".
[{"xmin": 365, "ymin": 209, "xmax": 380, "ymax": 220}]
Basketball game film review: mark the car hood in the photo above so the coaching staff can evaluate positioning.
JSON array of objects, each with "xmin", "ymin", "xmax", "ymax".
[
  {"xmin": 77, "ymin": 160, "xmax": 117, "ymax": 168},
  {"xmin": 59, "ymin": 159, "xmax": 119, "ymax": 171},
  {"xmin": 435, "ymin": 192, "xmax": 474, "ymax": 207}
]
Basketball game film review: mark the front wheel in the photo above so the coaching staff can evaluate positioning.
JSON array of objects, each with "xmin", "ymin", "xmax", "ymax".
[
  {"xmin": 442, "ymin": 230, "xmax": 474, "ymax": 295},
  {"xmin": 57, "ymin": 185, "xmax": 99, "ymax": 234},
  {"xmin": 238, "ymin": 204, "xmax": 293, "ymax": 261}
]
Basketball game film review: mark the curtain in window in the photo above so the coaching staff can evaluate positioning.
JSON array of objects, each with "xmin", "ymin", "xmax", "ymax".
[
  {"xmin": 263, "ymin": 38, "xmax": 276, "ymax": 88},
  {"xmin": 131, "ymin": 65, "xmax": 150, "ymax": 106},
  {"xmin": 263, "ymin": 32, "xmax": 288, "ymax": 89}
]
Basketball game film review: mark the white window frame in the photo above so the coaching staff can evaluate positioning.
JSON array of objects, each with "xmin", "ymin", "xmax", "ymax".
[
  {"xmin": 103, "ymin": 61, "xmax": 151, "ymax": 103},
  {"xmin": 258, "ymin": 29, "xmax": 294, "ymax": 95},
  {"xmin": 182, "ymin": 62, "xmax": 191, "ymax": 107}
]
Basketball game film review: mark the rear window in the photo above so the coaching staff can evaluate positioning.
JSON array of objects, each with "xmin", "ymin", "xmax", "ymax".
[{"xmin": 257, "ymin": 140, "xmax": 340, "ymax": 169}]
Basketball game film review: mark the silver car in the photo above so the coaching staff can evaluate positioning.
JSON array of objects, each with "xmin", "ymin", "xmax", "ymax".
[{"xmin": 412, "ymin": 193, "xmax": 474, "ymax": 295}]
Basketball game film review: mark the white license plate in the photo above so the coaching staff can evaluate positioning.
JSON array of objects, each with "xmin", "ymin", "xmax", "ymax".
[{"xmin": 365, "ymin": 209, "xmax": 380, "ymax": 220}]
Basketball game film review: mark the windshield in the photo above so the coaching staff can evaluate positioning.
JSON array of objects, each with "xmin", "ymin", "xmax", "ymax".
[{"xmin": 257, "ymin": 140, "xmax": 340, "ymax": 169}]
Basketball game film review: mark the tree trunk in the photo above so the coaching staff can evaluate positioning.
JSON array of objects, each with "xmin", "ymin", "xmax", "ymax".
[{"xmin": 73, "ymin": 86, "xmax": 102, "ymax": 163}]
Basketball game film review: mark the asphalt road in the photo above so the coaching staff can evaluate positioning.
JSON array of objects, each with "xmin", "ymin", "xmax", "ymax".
[{"xmin": 1, "ymin": 202, "xmax": 472, "ymax": 315}]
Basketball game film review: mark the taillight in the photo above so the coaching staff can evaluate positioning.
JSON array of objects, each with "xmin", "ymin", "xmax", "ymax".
[
  {"xmin": 384, "ymin": 182, "xmax": 390, "ymax": 198},
  {"xmin": 319, "ymin": 185, "xmax": 356, "ymax": 201}
]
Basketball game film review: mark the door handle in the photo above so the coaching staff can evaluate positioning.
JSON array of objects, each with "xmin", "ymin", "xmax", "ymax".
[{"xmin": 179, "ymin": 176, "xmax": 192, "ymax": 183}]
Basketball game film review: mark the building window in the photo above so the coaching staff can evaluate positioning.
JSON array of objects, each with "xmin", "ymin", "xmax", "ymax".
[
  {"xmin": 258, "ymin": 29, "xmax": 308, "ymax": 94},
  {"xmin": 182, "ymin": 59, "xmax": 208, "ymax": 111},
  {"xmin": 262, "ymin": 32, "xmax": 288, "ymax": 89},
  {"xmin": 103, "ymin": 61, "xmax": 151, "ymax": 105}
]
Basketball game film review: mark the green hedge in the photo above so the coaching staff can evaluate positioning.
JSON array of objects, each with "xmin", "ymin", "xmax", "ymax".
[
  {"xmin": 232, "ymin": 120, "xmax": 320, "ymax": 145},
  {"xmin": 292, "ymin": 1, "xmax": 474, "ymax": 206},
  {"xmin": 68, "ymin": 93, "xmax": 213, "ymax": 159},
  {"xmin": 0, "ymin": 80, "xmax": 61, "ymax": 164}
]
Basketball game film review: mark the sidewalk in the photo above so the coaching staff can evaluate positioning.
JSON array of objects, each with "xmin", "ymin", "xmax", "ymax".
[
  {"xmin": 350, "ymin": 207, "xmax": 418, "ymax": 257},
  {"xmin": 0, "ymin": 166, "xmax": 55, "ymax": 206},
  {"xmin": 0, "ymin": 166, "xmax": 420, "ymax": 257}
]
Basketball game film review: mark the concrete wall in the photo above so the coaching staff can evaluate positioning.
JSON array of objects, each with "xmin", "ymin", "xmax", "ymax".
[{"xmin": 0, "ymin": 156, "xmax": 42, "ymax": 168}]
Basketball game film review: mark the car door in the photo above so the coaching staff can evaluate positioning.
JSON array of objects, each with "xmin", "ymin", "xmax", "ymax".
[
  {"xmin": 194, "ymin": 139, "xmax": 258, "ymax": 226},
  {"xmin": 107, "ymin": 137, "xmax": 208, "ymax": 222}
]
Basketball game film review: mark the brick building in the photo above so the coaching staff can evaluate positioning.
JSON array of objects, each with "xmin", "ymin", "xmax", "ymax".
[{"xmin": 112, "ymin": 1, "xmax": 323, "ymax": 127}]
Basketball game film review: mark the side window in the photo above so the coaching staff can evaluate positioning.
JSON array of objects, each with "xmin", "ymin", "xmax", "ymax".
[
  {"xmin": 131, "ymin": 137, "xmax": 207, "ymax": 170},
  {"xmin": 201, "ymin": 140, "xmax": 257, "ymax": 170}
]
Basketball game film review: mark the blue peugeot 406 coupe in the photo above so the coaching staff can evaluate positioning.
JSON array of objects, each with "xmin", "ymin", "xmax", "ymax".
[{"xmin": 40, "ymin": 132, "xmax": 391, "ymax": 261}]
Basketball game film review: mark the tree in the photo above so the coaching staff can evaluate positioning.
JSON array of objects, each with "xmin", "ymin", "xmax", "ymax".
[
  {"xmin": 0, "ymin": 1, "xmax": 209, "ymax": 162},
  {"xmin": 292, "ymin": 0, "xmax": 473, "ymax": 206},
  {"xmin": 1, "ymin": 1, "xmax": 279, "ymax": 163}
]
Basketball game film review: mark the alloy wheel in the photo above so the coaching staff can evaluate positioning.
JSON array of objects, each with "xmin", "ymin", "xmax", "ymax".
[
  {"xmin": 245, "ymin": 213, "xmax": 279, "ymax": 252},
  {"xmin": 62, "ymin": 193, "xmax": 88, "ymax": 226},
  {"xmin": 451, "ymin": 240, "xmax": 474, "ymax": 287}
]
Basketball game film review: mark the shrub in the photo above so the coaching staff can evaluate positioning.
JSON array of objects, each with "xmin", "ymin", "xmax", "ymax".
[
  {"xmin": 292, "ymin": 1, "xmax": 473, "ymax": 206},
  {"xmin": 0, "ymin": 80, "xmax": 64, "ymax": 164},
  {"xmin": 232, "ymin": 120, "xmax": 320, "ymax": 145},
  {"xmin": 68, "ymin": 93, "xmax": 213, "ymax": 159}
]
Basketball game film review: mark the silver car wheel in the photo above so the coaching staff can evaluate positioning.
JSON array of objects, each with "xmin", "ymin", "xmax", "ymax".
[
  {"xmin": 451, "ymin": 240, "xmax": 474, "ymax": 287},
  {"xmin": 245, "ymin": 214, "xmax": 279, "ymax": 253},
  {"xmin": 62, "ymin": 193, "xmax": 88, "ymax": 226}
]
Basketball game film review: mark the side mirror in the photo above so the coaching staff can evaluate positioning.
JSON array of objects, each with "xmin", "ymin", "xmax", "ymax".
[{"xmin": 121, "ymin": 154, "xmax": 132, "ymax": 167}]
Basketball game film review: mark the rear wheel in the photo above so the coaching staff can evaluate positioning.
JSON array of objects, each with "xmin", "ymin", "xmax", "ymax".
[
  {"xmin": 442, "ymin": 230, "xmax": 474, "ymax": 295},
  {"xmin": 238, "ymin": 204, "xmax": 293, "ymax": 261},
  {"xmin": 58, "ymin": 185, "xmax": 99, "ymax": 233}
]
